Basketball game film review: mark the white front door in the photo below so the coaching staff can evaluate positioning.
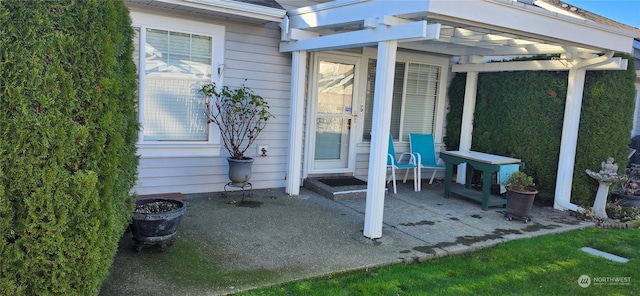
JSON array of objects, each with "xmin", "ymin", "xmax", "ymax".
[{"xmin": 309, "ymin": 54, "xmax": 360, "ymax": 172}]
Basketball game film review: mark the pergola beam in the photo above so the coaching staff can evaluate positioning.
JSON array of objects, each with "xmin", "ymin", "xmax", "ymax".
[
  {"xmin": 399, "ymin": 41, "xmax": 596, "ymax": 57},
  {"xmin": 286, "ymin": 0, "xmax": 428, "ymax": 30},
  {"xmin": 280, "ymin": 21, "xmax": 440, "ymax": 52},
  {"xmin": 452, "ymin": 57, "xmax": 627, "ymax": 73}
]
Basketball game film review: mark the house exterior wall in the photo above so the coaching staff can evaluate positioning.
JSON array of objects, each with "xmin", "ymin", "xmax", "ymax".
[
  {"xmin": 128, "ymin": 0, "xmax": 636, "ymax": 195},
  {"xmin": 128, "ymin": 5, "xmax": 292, "ymax": 195}
]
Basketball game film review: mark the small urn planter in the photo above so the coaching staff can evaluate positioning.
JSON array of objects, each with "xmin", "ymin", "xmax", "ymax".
[
  {"xmin": 502, "ymin": 171, "xmax": 537, "ymax": 223},
  {"xmin": 130, "ymin": 198, "xmax": 186, "ymax": 252},
  {"xmin": 504, "ymin": 188, "xmax": 537, "ymax": 223},
  {"xmin": 228, "ymin": 157, "xmax": 254, "ymax": 185}
]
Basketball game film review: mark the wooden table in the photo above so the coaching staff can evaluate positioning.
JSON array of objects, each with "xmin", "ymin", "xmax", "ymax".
[{"xmin": 440, "ymin": 151, "xmax": 523, "ymax": 210}]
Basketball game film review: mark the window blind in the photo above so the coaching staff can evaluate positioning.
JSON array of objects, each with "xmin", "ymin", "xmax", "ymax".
[
  {"xmin": 401, "ymin": 63, "xmax": 439, "ymax": 141},
  {"xmin": 363, "ymin": 60, "xmax": 404, "ymax": 140},
  {"xmin": 142, "ymin": 29, "xmax": 212, "ymax": 141}
]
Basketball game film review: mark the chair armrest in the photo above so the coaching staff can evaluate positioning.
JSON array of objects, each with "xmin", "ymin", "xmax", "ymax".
[
  {"xmin": 398, "ymin": 152, "xmax": 417, "ymax": 164},
  {"xmin": 412, "ymin": 152, "xmax": 422, "ymax": 165}
]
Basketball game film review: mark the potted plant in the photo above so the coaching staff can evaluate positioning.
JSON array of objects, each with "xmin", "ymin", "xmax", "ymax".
[
  {"xmin": 502, "ymin": 171, "xmax": 538, "ymax": 223},
  {"xmin": 200, "ymin": 82, "xmax": 274, "ymax": 185},
  {"xmin": 610, "ymin": 165, "xmax": 640, "ymax": 208}
]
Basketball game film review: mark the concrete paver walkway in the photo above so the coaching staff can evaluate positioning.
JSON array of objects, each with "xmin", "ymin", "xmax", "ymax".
[{"xmin": 100, "ymin": 182, "xmax": 594, "ymax": 295}]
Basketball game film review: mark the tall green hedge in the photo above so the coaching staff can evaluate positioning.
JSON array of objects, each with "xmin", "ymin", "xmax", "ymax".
[
  {"xmin": 0, "ymin": 1, "xmax": 139, "ymax": 295},
  {"xmin": 445, "ymin": 55, "xmax": 636, "ymax": 206}
]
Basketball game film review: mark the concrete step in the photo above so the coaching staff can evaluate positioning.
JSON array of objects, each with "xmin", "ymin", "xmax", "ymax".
[{"xmin": 303, "ymin": 177, "xmax": 370, "ymax": 200}]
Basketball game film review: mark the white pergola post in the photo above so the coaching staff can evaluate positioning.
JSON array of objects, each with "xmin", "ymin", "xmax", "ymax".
[
  {"xmin": 285, "ymin": 50, "xmax": 307, "ymax": 196},
  {"xmin": 554, "ymin": 51, "xmax": 615, "ymax": 211},
  {"xmin": 364, "ymin": 40, "xmax": 398, "ymax": 239},
  {"xmin": 553, "ymin": 67, "xmax": 586, "ymax": 211},
  {"xmin": 456, "ymin": 71, "xmax": 479, "ymax": 184}
]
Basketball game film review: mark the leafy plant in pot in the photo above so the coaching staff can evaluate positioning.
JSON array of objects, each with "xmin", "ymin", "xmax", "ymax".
[
  {"xmin": 502, "ymin": 171, "xmax": 538, "ymax": 223},
  {"xmin": 200, "ymin": 82, "xmax": 274, "ymax": 185}
]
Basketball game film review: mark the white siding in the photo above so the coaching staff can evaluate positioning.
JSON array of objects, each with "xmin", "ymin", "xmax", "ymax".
[{"xmin": 130, "ymin": 8, "xmax": 292, "ymax": 195}]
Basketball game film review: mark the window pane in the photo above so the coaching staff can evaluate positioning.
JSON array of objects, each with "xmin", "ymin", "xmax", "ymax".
[
  {"xmin": 143, "ymin": 78, "xmax": 208, "ymax": 141},
  {"xmin": 145, "ymin": 29, "xmax": 211, "ymax": 78},
  {"xmin": 402, "ymin": 63, "xmax": 439, "ymax": 141},
  {"xmin": 315, "ymin": 118, "xmax": 346, "ymax": 159},
  {"xmin": 143, "ymin": 29, "xmax": 212, "ymax": 141},
  {"xmin": 363, "ymin": 59, "xmax": 404, "ymax": 141},
  {"xmin": 363, "ymin": 60, "xmax": 440, "ymax": 142},
  {"xmin": 192, "ymin": 35, "xmax": 212, "ymax": 56},
  {"xmin": 169, "ymin": 32, "xmax": 190, "ymax": 56},
  {"xmin": 317, "ymin": 61, "xmax": 354, "ymax": 114}
]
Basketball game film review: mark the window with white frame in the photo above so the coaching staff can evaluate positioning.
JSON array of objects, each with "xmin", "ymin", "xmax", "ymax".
[
  {"xmin": 134, "ymin": 27, "xmax": 213, "ymax": 142},
  {"xmin": 363, "ymin": 59, "xmax": 440, "ymax": 142},
  {"xmin": 129, "ymin": 10, "xmax": 225, "ymax": 157}
]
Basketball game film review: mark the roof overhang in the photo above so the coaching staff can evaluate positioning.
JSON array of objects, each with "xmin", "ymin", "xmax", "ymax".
[
  {"xmin": 280, "ymin": 0, "xmax": 637, "ymax": 60},
  {"xmin": 126, "ymin": 0, "xmax": 286, "ymax": 23}
]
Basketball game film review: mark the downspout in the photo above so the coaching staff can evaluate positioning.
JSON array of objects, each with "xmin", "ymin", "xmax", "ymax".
[{"xmin": 554, "ymin": 50, "xmax": 615, "ymax": 212}]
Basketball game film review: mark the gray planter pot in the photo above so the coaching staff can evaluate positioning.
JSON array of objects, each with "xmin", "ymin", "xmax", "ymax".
[
  {"xmin": 228, "ymin": 157, "xmax": 254, "ymax": 185},
  {"xmin": 505, "ymin": 187, "xmax": 537, "ymax": 222}
]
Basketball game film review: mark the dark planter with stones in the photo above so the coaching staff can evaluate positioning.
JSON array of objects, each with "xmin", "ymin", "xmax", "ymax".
[
  {"xmin": 611, "ymin": 191, "xmax": 640, "ymax": 208},
  {"xmin": 130, "ymin": 198, "xmax": 186, "ymax": 252}
]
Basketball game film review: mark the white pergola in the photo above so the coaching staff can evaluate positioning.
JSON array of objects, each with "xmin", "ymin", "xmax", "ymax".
[{"xmin": 280, "ymin": 0, "xmax": 637, "ymax": 239}]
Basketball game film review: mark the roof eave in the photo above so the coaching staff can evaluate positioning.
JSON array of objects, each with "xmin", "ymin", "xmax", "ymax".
[
  {"xmin": 285, "ymin": 0, "xmax": 636, "ymax": 55},
  {"xmin": 172, "ymin": 0, "xmax": 286, "ymax": 22},
  {"xmin": 429, "ymin": 0, "xmax": 636, "ymax": 54}
]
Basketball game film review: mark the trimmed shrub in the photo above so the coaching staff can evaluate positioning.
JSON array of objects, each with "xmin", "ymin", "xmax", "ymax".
[
  {"xmin": 445, "ymin": 55, "xmax": 635, "ymax": 206},
  {"xmin": 0, "ymin": 1, "xmax": 138, "ymax": 295}
]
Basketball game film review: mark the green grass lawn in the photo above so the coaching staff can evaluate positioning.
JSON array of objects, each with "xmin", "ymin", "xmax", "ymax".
[{"xmin": 239, "ymin": 228, "xmax": 638, "ymax": 296}]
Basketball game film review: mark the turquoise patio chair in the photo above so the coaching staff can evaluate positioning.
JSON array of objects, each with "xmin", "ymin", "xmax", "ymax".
[
  {"xmin": 409, "ymin": 133, "xmax": 445, "ymax": 190},
  {"xmin": 387, "ymin": 134, "xmax": 418, "ymax": 194}
]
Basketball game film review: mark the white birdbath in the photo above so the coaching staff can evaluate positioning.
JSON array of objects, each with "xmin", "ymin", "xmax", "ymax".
[{"xmin": 585, "ymin": 157, "xmax": 625, "ymax": 219}]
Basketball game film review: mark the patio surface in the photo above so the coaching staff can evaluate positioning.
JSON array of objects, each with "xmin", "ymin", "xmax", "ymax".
[{"xmin": 100, "ymin": 181, "xmax": 594, "ymax": 295}]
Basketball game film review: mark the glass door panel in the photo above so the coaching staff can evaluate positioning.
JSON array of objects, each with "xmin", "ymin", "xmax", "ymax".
[{"xmin": 312, "ymin": 60, "xmax": 356, "ymax": 170}]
